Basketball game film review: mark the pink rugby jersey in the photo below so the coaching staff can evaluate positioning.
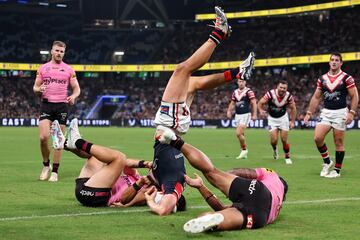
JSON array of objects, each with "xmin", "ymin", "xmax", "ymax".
[
  {"xmin": 107, "ymin": 167, "xmax": 141, "ymax": 206},
  {"xmin": 37, "ymin": 61, "xmax": 76, "ymax": 103},
  {"xmin": 255, "ymin": 168, "xmax": 285, "ymax": 224}
]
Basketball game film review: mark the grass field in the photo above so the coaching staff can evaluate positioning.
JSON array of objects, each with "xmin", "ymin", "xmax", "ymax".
[{"xmin": 0, "ymin": 127, "xmax": 359, "ymax": 240}]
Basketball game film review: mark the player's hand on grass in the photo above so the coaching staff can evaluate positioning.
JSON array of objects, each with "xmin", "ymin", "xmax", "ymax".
[{"xmin": 184, "ymin": 173, "xmax": 203, "ymax": 189}]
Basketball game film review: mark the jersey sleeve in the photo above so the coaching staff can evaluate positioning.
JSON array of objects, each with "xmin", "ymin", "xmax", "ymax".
[
  {"xmin": 36, "ymin": 66, "xmax": 44, "ymax": 81},
  {"xmin": 345, "ymin": 76, "xmax": 356, "ymax": 89},
  {"xmin": 247, "ymin": 90, "xmax": 255, "ymax": 100},
  {"xmin": 231, "ymin": 91, "xmax": 236, "ymax": 102},
  {"xmin": 288, "ymin": 94, "xmax": 294, "ymax": 104},
  {"xmin": 69, "ymin": 67, "xmax": 77, "ymax": 84},
  {"xmin": 255, "ymin": 168, "xmax": 277, "ymax": 180}
]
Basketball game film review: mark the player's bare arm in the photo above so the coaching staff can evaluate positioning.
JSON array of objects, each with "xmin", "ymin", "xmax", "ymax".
[
  {"xmin": 120, "ymin": 176, "xmax": 150, "ymax": 205},
  {"xmin": 67, "ymin": 78, "xmax": 81, "ymax": 105},
  {"xmin": 346, "ymin": 86, "xmax": 359, "ymax": 124},
  {"xmin": 145, "ymin": 186, "xmax": 177, "ymax": 216},
  {"xmin": 304, "ymin": 89, "xmax": 322, "ymax": 124},
  {"xmin": 258, "ymin": 97, "xmax": 268, "ymax": 117},
  {"xmin": 227, "ymin": 168, "xmax": 258, "ymax": 179},
  {"xmin": 33, "ymin": 75, "xmax": 45, "ymax": 96},
  {"xmin": 227, "ymin": 101, "xmax": 236, "ymax": 119},
  {"xmin": 185, "ymin": 174, "xmax": 227, "ymax": 211},
  {"xmin": 250, "ymin": 98, "xmax": 257, "ymax": 120},
  {"xmin": 288, "ymin": 101, "xmax": 297, "ymax": 129}
]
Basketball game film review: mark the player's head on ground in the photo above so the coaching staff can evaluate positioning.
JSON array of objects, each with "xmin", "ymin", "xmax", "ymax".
[
  {"xmin": 329, "ymin": 52, "xmax": 343, "ymax": 71},
  {"xmin": 176, "ymin": 194, "xmax": 186, "ymax": 212},
  {"xmin": 279, "ymin": 176, "xmax": 288, "ymax": 202},
  {"xmin": 51, "ymin": 40, "xmax": 66, "ymax": 63},
  {"xmin": 237, "ymin": 79, "xmax": 246, "ymax": 89},
  {"xmin": 276, "ymin": 80, "xmax": 288, "ymax": 96}
]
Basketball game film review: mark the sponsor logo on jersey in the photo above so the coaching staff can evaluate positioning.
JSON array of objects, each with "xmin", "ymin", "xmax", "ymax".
[{"xmin": 174, "ymin": 153, "xmax": 183, "ymax": 159}]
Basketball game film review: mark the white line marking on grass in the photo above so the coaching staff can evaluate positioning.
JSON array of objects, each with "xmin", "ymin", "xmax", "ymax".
[{"xmin": 1, "ymin": 197, "xmax": 360, "ymax": 222}]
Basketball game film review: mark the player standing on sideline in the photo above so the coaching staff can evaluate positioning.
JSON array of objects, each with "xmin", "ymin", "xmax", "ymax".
[
  {"xmin": 258, "ymin": 80, "xmax": 297, "ymax": 164},
  {"xmin": 304, "ymin": 53, "xmax": 358, "ymax": 178},
  {"xmin": 154, "ymin": 6, "xmax": 255, "ymax": 136},
  {"xmin": 33, "ymin": 40, "xmax": 80, "ymax": 182},
  {"xmin": 227, "ymin": 79, "xmax": 257, "ymax": 159}
]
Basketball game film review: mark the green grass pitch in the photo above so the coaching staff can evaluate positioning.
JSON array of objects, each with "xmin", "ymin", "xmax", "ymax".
[{"xmin": 0, "ymin": 127, "xmax": 359, "ymax": 240}]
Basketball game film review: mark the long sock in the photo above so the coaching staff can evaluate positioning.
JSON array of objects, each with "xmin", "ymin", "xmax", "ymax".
[
  {"xmin": 75, "ymin": 139, "xmax": 93, "ymax": 154},
  {"xmin": 224, "ymin": 68, "xmax": 242, "ymax": 82},
  {"xmin": 283, "ymin": 143, "xmax": 290, "ymax": 159},
  {"xmin": 272, "ymin": 145, "xmax": 277, "ymax": 151},
  {"xmin": 170, "ymin": 136, "xmax": 185, "ymax": 151},
  {"xmin": 334, "ymin": 151, "xmax": 345, "ymax": 173},
  {"xmin": 241, "ymin": 144, "xmax": 247, "ymax": 151},
  {"xmin": 317, "ymin": 144, "xmax": 331, "ymax": 164},
  {"xmin": 52, "ymin": 163, "xmax": 59, "ymax": 173},
  {"xmin": 209, "ymin": 29, "xmax": 227, "ymax": 45},
  {"xmin": 43, "ymin": 160, "xmax": 50, "ymax": 167}
]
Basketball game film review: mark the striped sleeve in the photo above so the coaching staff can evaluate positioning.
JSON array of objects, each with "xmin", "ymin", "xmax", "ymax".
[
  {"xmin": 231, "ymin": 91, "xmax": 236, "ymax": 101},
  {"xmin": 345, "ymin": 76, "xmax": 355, "ymax": 89},
  {"xmin": 263, "ymin": 91, "xmax": 271, "ymax": 102},
  {"xmin": 247, "ymin": 89, "xmax": 255, "ymax": 100}
]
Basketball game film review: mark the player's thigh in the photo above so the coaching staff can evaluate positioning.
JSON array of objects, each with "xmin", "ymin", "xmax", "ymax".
[
  {"xmin": 314, "ymin": 124, "xmax": 332, "ymax": 142},
  {"xmin": 78, "ymin": 156, "xmax": 104, "ymax": 179},
  {"xmin": 39, "ymin": 119, "xmax": 51, "ymax": 139},
  {"xmin": 217, "ymin": 208, "xmax": 245, "ymax": 231},
  {"xmin": 206, "ymin": 169, "xmax": 237, "ymax": 196},
  {"xmin": 85, "ymin": 157, "xmax": 125, "ymax": 188}
]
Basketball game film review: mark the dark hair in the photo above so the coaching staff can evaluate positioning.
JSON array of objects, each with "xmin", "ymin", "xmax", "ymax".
[
  {"xmin": 278, "ymin": 79, "xmax": 288, "ymax": 86},
  {"xmin": 279, "ymin": 176, "xmax": 288, "ymax": 202},
  {"xmin": 176, "ymin": 195, "xmax": 186, "ymax": 211},
  {"xmin": 330, "ymin": 52, "xmax": 342, "ymax": 62}
]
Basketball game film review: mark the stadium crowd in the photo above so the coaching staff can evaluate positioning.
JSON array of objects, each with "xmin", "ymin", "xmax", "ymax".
[{"xmin": 1, "ymin": 63, "xmax": 359, "ymax": 120}]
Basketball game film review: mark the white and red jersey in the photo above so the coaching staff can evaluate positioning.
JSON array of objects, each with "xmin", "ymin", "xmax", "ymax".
[
  {"xmin": 317, "ymin": 70, "xmax": 355, "ymax": 110},
  {"xmin": 255, "ymin": 168, "xmax": 285, "ymax": 224},
  {"xmin": 36, "ymin": 61, "xmax": 77, "ymax": 103},
  {"xmin": 231, "ymin": 87, "xmax": 255, "ymax": 114},
  {"xmin": 263, "ymin": 89, "xmax": 294, "ymax": 118}
]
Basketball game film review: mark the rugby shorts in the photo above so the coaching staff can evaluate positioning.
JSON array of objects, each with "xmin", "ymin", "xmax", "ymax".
[
  {"xmin": 267, "ymin": 113, "xmax": 289, "ymax": 132},
  {"xmin": 75, "ymin": 178, "xmax": 112, "ymax": 207},
  {"xmin": 228, "ymin": 177, "xmax": 271, "ymax": 229},
  {"xmin": 154, "ymin": 101, "xmax": 191, "ymax": 134},
  {"xmin": 40, "ymin": 101, "xmax": 68, "ymax": 125},
  {"xmin": 318, "ymin": 108, "xmax": 347, "ymax": 131}
]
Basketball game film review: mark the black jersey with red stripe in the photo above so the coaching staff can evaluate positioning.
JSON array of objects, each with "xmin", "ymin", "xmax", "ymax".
[
  {"xmin": 263, "ymin": 89, "xmax": 294, "ymax": 118},
  {"xmin": 317, "ymin": 71, "xmax": 355, "ymax": 110},
  {"xmin": 231, "ymin": 88, "xmax": 256, "ymax": 114}
]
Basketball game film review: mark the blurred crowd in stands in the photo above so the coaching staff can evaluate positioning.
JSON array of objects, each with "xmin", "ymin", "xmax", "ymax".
[
  {"xmin": 0, "ymin": 7, "xmax": 359, "ymax": 64},
  {"xmin": 1, "ymin": 63, "xmax": 359, "ymax": 120}
]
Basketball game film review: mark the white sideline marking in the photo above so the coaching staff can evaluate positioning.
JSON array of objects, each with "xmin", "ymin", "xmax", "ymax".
[{"xmin": 1, "ymin": 197, "xmax": 360, "ymax": 222}]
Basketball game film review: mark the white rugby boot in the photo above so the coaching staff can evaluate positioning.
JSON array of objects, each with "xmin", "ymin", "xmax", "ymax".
[
  {"xmin": 50, "ymin": 120, "xmax": 65, "ymax": 150},
  {"xmin": 320, "ymin": 160, "xmax": 334, "ymax": 177},
  {"xmin": 183, "ymin": 213, "xmax": 224, "ymax": 234}
]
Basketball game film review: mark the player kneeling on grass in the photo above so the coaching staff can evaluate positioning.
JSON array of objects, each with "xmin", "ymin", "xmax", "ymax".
[
  {"xmin": 156, "ymin": 126, "xmax": 288, "ymax": 233},
  {"xmin": 51, "ymin": 118, "xmax": 186, "ymax": 212}
]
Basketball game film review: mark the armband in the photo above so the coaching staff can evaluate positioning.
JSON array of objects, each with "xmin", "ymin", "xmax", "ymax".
[
  {"xmin": 138, "ymin": 160, "xmax": 145, "ymax": 168},
  {"xmin": 132, "ymin": 182, "xmax": 141, "ymax": 191}
]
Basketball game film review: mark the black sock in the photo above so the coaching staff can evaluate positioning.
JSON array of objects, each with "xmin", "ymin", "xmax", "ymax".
[
  {"xmin": 170, "ymin": 136, "xmax": 185, "ymax": 151},
  {"xmin": 209, "ymin": 29, "xmax": 226, "ymax": 45},
  {"xmin": 317, "ymin": 144, "xmax": 331, "ymax": 164},
  {"xmin": 52, "ymin": 163, "xmax": 59, "ymax": 173},
  {"xmin": 334, "ymin": 151, "xmax": 345, "ymax": 173},
  {"xmin": 75, "ymin": 139, "xmax": 93, "ymax": 154},
  {"xmin": 43, "ymin": 160, "xmax": 50, "ymax": 167}
]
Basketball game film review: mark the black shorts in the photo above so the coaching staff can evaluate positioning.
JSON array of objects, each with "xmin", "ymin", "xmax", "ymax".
[
  {"xmin": 228, "ymin": 177, "xmax": 272, "ymax": 229},
  {"xmin": 75, "ymin": 178, "xmax": 112, "ymax": 207},
  {"xmin": 40, "ymin": 101, "xmax": 68, "ymax": 125},
  {"xmin": 153, "ymin": 141, "xmax": 186, "ymax": 196}
]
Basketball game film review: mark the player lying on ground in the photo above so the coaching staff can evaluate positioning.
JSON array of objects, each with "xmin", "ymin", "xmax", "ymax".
[
  {"xmin": 157, "ymin": 126, "xmax": 288, "ymax": 233},
  {"xmin": 154, "ymin": 6, "xmax": 255, "ymax": 136},
  {"xmin": 51, "ymin": 119, "xmax": 186, "ymax": 212}
]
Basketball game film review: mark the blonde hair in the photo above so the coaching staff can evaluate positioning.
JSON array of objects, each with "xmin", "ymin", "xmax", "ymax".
[{"xmin": 52, "ymin": 40, "xmax": 66, "ymax": 48}]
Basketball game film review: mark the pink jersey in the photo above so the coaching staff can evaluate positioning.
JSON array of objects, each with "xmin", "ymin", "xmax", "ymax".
[
  {"xmin": 107, "ymin": 169, "xmax": 141, "ymax": 206},
  {"xmin": 36, "ymin": 61, "xmax": 76, "ymax": 103},
  {"xmin": 255, "ymin": 168, "xmax": 285, "ymax": 224}
]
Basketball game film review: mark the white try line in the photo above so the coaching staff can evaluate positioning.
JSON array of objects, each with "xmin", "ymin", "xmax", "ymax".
[{"xmin": 1, "ymin": 197, "xmax": 360, "ymax": 222}]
